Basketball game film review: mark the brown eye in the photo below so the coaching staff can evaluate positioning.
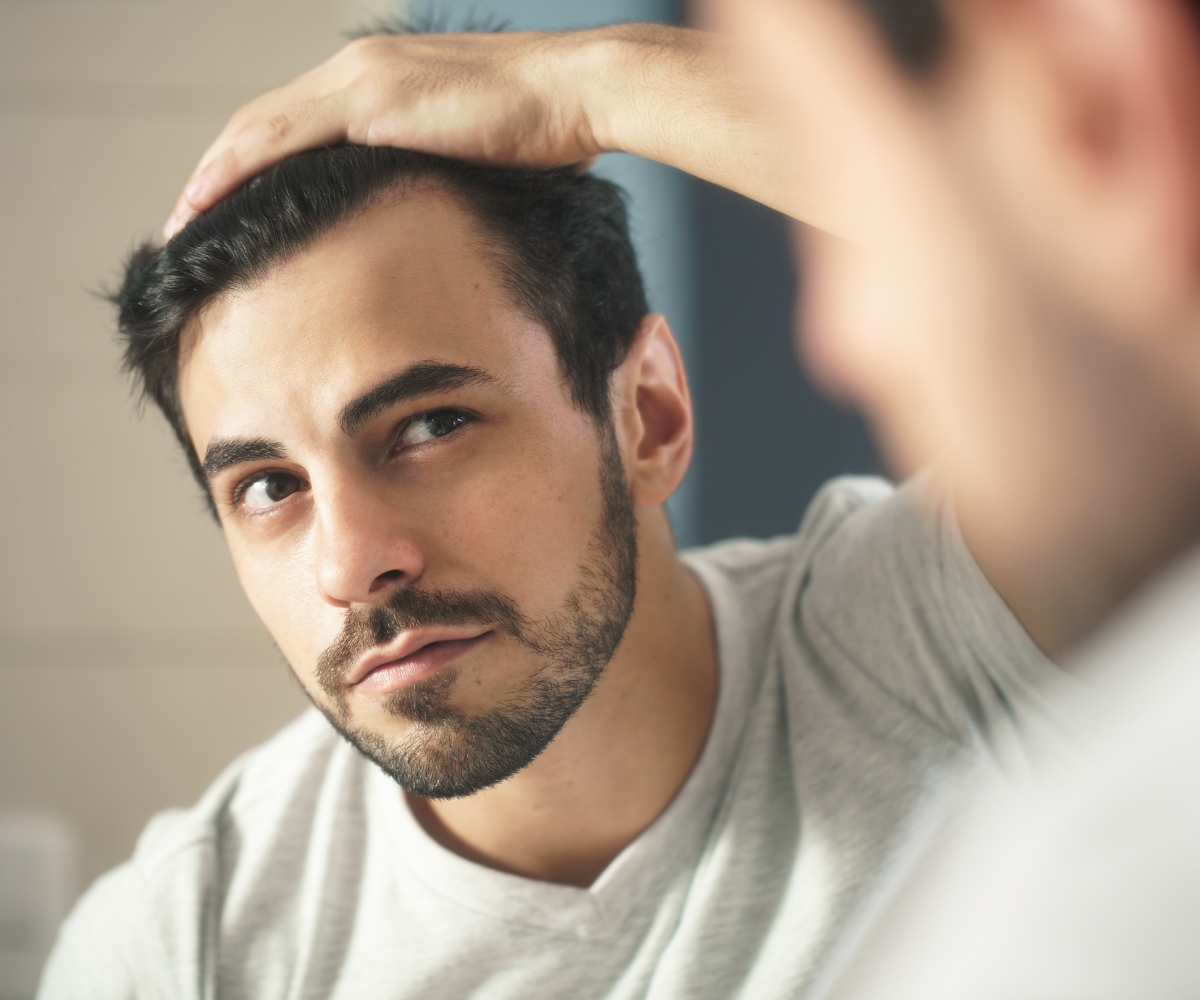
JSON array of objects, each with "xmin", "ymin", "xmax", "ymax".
[
  {"xmin": 398, "ymin": 409, "xmax": 468, "ymax": 448},
  {"xmin": 241, "ymin": 472, "xmax": 301, "ymax": 510}
]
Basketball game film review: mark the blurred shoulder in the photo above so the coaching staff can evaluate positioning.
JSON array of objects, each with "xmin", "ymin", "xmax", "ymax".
[
  {"xmin": 45, "ymin": 712, "xmax": 359, "ymax": 990},
  {"xmin": 40, "ymin": 709, "xmax": 347, "ymax": 999}
]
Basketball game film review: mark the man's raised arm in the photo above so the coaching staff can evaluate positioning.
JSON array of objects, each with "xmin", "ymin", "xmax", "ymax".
[{"xmin": 163, "ymin": 23, "xmax": 850, "ymax": 240}]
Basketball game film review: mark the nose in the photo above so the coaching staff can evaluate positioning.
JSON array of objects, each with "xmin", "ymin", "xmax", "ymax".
[{"xmin": 313, "ymin": 476, "xmax": 425, "ymax": 608}]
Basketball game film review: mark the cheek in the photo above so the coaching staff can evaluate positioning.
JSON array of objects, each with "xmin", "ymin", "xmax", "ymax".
[{"xmin": 421, "ymin": 437, "xmax": 604, "ymax": 608}]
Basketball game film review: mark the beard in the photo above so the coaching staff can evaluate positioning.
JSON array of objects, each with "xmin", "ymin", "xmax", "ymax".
[{"xmin": 309, "ymin": 425, "xmax": 638, "ymax": 799}]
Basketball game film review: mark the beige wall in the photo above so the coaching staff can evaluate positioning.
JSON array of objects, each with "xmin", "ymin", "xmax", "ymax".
[{"xmin": 0, "ymin": 0, "xmax": 399, "ymax": 895}]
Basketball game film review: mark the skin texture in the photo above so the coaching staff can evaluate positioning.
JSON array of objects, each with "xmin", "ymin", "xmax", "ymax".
[{"xmin": 177, "ymin": 189, "xmax": 717, "ymax": 887}]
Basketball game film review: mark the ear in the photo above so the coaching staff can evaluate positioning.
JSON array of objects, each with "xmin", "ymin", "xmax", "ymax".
[
  {"xmin": 944, "ymin": 0, "xmax": 1200, "ymax": 334},
  {"xmin": 609, "ymin": 314, "xmax": 694, "ymax": 508}
]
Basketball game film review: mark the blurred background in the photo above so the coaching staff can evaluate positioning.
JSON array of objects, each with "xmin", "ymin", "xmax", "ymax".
[{"xmin": 0, "ymin": 0, "xmax": 878, "ymax": 994}]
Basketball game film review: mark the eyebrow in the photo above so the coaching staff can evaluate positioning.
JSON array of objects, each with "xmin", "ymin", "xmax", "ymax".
[
  {"xmin": 337, "ymin": 361, "xmax": 498, "ymax": 437},
  {"xmin": 202, "ymin": 438, "xmax": 286, "ymax": 485},
  {"xmin": 200, "ymin": 362, "xmax": 498, "ymax": 484}
]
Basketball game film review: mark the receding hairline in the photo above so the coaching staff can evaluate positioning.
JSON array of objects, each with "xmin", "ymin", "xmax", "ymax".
[{"xmin": 175, "ymin": 176, "xmax": 535, "ymax": 370}]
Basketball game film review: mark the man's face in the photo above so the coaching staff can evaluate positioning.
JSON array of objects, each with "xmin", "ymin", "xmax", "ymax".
[{"xmin": 177, "ymin": 190, "xmax": 636, "ymax": 798}]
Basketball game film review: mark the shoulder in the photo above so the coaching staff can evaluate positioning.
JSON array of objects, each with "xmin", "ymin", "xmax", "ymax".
[
  {"xmin": 679, "ymin": 476, "xmax": 898, "ymax": 691},
  {"xmin": 131, "ymin": 709, "xmax": 344, "ymax": 872},
  {"xmin": 797, "ymin": 475, "xmax": 1062, "ymax": 752},
  {"xmin": 40, "ymin": 710, "xmax": 358, "ymax": 998},
  {"xmin": 688, "ymin": 473, "xmax": 1060, "ymax": 753},
  {"xmin": 797, "ymin": 473, "xmax": 1037, "ymax": 681},
  {"xmin": 37, "ymin": 862, "xmax": 147, "ymax": 1000}
]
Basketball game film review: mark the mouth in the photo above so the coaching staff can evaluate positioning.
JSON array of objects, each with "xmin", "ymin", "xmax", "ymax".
[{"xmin": 347, "ymin": 629, "xmax": 493, "ymax": 695}]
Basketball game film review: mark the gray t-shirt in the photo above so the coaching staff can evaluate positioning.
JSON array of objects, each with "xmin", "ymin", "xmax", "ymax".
[
  {"xmin": 827, "ymin": 542, "xmax": 1200, "ymax": 1000},
  {"xmin": 39, "ymin": 477, "xmax": 1059, "ymax": 1000}
]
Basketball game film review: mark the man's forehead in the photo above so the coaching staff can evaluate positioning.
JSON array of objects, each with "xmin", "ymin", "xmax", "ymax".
[
  {"xmin": 176, "ymin": 193, "xmax": 553, "ymax": 441},
  {"xmin": 186, "ymin": 188, "xmax": 495, "ymax": 346}
]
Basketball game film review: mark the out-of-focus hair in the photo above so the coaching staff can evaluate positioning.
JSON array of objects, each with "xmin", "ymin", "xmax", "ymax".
[
  {"xmin": 856, "ymin": 0, "xmax": 945, "ymax": 73},
  {"xmin": 859, "ymin": 0, "xmax": 1200, "ymax": 73}
]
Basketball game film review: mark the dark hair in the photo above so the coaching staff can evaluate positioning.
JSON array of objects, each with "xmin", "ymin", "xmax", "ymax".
[
  {"xmin": 114, "ymin": 145, "xmax": 649, "ymax": 508},
  {"xmin": 859, "ymin": 0, "xmax": 1200, "ymax": 73},
  {"xmin": 855, "ymin": 0, "xmax": 945, "ymax": 73}
]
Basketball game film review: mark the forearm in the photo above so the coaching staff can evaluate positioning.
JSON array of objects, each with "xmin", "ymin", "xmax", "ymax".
[
  {"xmin": 163, "ymin": 21, "xmax": 847, "ymax": 239},
  {"xmin": 578, "ymin": 24, "xmax": 843, "ymax": 233}
]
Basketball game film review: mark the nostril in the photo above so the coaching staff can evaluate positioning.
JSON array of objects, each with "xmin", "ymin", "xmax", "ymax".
[{"xmin": 369, "ymin": 569, "xmax": 403, "ymax": 594}]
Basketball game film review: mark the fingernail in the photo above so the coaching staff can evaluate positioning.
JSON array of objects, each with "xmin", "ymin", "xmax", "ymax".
[{"xmin": 185, "ymin": 175, "xmax": 207, "ymax": 203}]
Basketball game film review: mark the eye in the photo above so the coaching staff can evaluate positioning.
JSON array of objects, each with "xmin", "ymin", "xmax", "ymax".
[
  {"xmin": 239, "ymin": 471, "xmax": 302, "ymax": 511},
  {"xmin": 397, "ymin": 409, "xmax": 469, "ymax": 449}
]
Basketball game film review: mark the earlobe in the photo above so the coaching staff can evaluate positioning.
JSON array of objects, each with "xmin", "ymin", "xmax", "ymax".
[{"xmin": 611, "ymin": 314, "xmax": 694, "ymax": 508}]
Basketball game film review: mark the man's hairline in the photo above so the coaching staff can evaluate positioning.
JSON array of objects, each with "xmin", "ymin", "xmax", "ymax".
[{"xmin": 176, "ymin": 177, "xmax": 490, "ymax": 365}]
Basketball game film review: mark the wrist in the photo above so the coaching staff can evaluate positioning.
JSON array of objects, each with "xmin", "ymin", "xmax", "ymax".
[{"xmin": 571, "ymin": 23, "xmax": 697, "ymax": 156}]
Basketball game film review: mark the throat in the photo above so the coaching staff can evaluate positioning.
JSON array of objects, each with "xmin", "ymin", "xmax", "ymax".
[{"xmin": 406, "ymin": 791, "xmax": 624, "ymax": 888}]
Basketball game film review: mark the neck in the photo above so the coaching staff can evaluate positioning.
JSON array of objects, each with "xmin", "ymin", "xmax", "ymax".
[{"xmin": 407, "ymin": 506, "xmax": 717, "ymax": 888}]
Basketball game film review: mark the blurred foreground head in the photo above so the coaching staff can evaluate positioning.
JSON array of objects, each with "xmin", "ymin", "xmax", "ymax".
[{"xmin": 723, "ymin": 0, "xmax": 1200, "ymax": 651}]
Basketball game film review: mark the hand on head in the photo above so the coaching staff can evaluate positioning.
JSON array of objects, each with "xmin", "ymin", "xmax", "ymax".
[
  {"xmin": 163, "ymin": 29, "xmax": 608, "ymax": 239},
  {"xmin": 163, "ymin": 22, "xmax": 830, "ymax": 240}
]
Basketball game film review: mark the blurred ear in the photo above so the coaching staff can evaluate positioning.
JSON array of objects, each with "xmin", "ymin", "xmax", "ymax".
[
  {"xmin": 943, "ymin": 0, "xmax": 1200, "ymax": 334},
  {"xmin": 609, "ymin": 314, "xmax": 693, "ymax": 508}
]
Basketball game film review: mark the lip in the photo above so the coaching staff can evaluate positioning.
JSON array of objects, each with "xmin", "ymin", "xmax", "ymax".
[{"xmin": 345, "ymin": 627, "xmax": 493, "ymax": 693}]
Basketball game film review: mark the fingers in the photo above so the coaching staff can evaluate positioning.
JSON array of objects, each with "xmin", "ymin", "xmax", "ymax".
[
  {"xmin": 160, "ymin": 29, "xmax": 599, "ymax": 240},
  {"xmin": 164, "ymin": 97, "xmax": 349, "ymax": 240}
]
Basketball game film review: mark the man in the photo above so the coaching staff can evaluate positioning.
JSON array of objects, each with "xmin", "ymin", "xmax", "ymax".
[
  {"xmin": 39, "ymin": 9, "xmax": 1134, "ymax": 1000},
  {"xmin": 42, "ymin": 138, "xmax": 1058, "ymax": 1000},
  {"xmin": 148, "ymin": 0, "xmax": 1200, "ymax": 996}
]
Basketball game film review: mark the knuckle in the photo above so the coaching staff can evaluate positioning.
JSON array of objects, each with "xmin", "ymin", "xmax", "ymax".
[
  {"xmin": 351, "ymin": 65, "xmax": 389, "ymax": 102},
  {"xmin": 260, "ymin": 113, "xmax": 293, "ymax": 144},
  {"xmin": 341, "ymin": 33, "xmax": 388, "ymax": 67},
  {"xmin": 227, "ymin": 104, "xmax": 252, "ymax": 130},
  {"xmin": 347, "ymin": 63, "xmax": 403, "ymax": 118}
]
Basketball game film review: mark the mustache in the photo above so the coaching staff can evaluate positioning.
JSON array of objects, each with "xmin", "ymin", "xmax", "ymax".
[{"xmin": 315, "ymin": 585, "xmax": 525, "ymax": 697}]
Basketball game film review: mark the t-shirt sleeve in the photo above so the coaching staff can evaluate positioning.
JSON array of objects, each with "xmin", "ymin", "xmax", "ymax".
[
  {"xmin": 797, "ymin": 475, "xmax": 1064, "ymax": 754},
  {"xmin": 37, "ymin": 807, "xmax": 214, "ymax": 1000},
  {"xmin": 37, "ymin": 865, "xmax": 144, "ymax": 1000}
]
